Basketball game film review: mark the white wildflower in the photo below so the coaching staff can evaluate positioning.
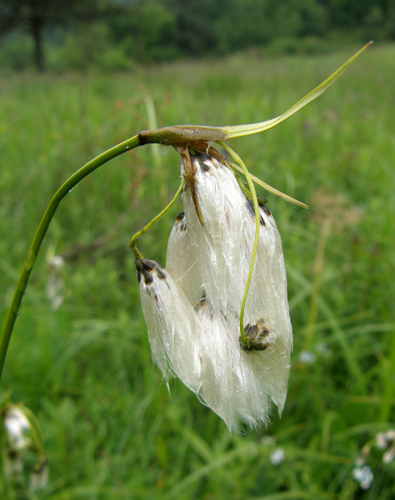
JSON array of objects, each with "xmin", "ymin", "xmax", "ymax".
[
  {"xmin": 352, "ymin": 465, "xmax": 374, "ymax": 489},
  {"xmin": 298, "ymin": 351, "xmax": 316, "ymax": 364},
  {"xmin": 48, "ymin": 255, "xmax": 64, "ymax": 270},
  {"xmin": 270, "ymin": 448, "xmax": 285, "ymax": 465}
]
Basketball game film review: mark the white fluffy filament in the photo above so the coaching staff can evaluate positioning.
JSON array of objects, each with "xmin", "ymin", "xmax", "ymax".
[{"xmin": 137, "ymin": 259, "xmax": 202, "ymax": 393}]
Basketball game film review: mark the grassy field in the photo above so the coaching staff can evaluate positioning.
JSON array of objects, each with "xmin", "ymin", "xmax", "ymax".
[{"xmin": 0, "ymin": 43, "xmax": 394, "ymax": 499}]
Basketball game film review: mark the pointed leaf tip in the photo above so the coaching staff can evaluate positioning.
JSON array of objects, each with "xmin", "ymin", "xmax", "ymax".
[{"xmin": 219, "ymin": 43, "xmax": 373, "ymax": 140}]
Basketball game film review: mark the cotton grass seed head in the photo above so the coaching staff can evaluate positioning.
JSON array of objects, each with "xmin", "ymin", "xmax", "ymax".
[
  {"xmin": 136, "ymin": 258, "xmax": 202, "ymax": 393},
  {"xmin": 3, "ymin": 406, "xmax": 31, "ymax": 450},
  {"xmin": 166, "ymin": 210, "xmax": 203, "ymax": 308},
  {"xmin": 137, "ymin": 145, "xmax": 293, "ymax": 432}
]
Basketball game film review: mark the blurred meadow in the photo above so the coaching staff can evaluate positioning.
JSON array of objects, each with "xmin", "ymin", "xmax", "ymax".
[{"xmin": 0, "ymin": 43, "xmax": 395, "ymax": 498}]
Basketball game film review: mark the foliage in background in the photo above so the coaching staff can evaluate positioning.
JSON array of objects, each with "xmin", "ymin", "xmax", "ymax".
[
  {"xmin": 0, "ymin": 44, "xmax": 394, "ymax": 498},
  {"xmin": 0, "ymin": 0, "xmax": 139, "ymax": 72},
  {"xmin": 1, "ymin": 0, "xmax": 395, "ymax": 71}
]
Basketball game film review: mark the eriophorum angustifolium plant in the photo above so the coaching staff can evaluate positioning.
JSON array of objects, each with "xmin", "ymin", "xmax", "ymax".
[{"xmin": 4, "ymin": 41, "xmax": 395, "ymax": 498}]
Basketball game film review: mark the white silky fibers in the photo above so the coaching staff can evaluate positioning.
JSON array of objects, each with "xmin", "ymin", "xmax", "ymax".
[{"xmin": 138, "ymin": 149, "xmax": 293, "ymax": 433}]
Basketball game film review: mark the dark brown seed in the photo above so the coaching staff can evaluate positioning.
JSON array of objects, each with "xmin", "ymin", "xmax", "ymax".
[
  {"xmin": 156, "ymin": 267, "xmax": 166, "ymax": 280},
  {"xmin": 246, "ymin": 200, "xmax": 265, "ymax": 226},
  {"xmin": 176, "ymin": 210, "xmax": 185, "ymax": 222}
]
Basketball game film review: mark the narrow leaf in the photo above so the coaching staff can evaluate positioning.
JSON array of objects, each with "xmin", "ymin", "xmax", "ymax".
[{"xmin": 220, "ymin": 42, "xmax": 373, "ymax": 139}]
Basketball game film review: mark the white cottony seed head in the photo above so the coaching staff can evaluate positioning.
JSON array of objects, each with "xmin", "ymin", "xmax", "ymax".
[
  {"xmin": 138, "ymin": 149, "xmax": 293, "ymax": 432},
  {"xmin": 4, "ymin": 407, "xmax": 31, "ymax": 450},
  {"xmin": 137, "ymin": 259, "xmax": 202, "ymax": 393},
  {"xmin": 166, "ymin": 210, "xmax": 203, "ymax": 307}
]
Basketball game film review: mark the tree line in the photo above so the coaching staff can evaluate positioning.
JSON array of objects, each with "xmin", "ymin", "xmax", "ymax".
[{"xmin": 1, "ymin": 0, "xmax": 394, "ymax": 71}]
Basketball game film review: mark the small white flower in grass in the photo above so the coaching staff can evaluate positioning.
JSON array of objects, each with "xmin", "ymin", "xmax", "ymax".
[
  {"xmin": 270, "ymin": 448, "xmax": 285, "ymax": 465},
  {"xmin": 374, "ymin": 429, "xmax": 395, "ymax": 464},
  {"xmin": 352, "ymin": 465, "xmax": 374, "ymax": 489},
  {"xmin": 298, "ymin": 351, "xmax": 316, "ymax": 364}
]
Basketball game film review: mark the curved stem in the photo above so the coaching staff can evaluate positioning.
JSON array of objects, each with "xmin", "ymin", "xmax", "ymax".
[
  {"xmin": 0, "ymin": 134, "xmax": 141, "ymax": 380},
  {"xmin": 217, "ymin": 141, "xmax": 260, "ymax": 348},
  {"xmin": 129, "ymin": 178, "xmax": 185, "ymax": 260}
]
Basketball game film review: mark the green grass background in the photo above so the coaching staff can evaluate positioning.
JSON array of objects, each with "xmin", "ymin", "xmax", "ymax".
[{"xmin": 0, "ymin": 43, "xmax": 394, "ymax": 499}]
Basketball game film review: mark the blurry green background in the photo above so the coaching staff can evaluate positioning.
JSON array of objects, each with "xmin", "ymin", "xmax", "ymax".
[
  {"xmin": 1, "ymin": 0, "xmax": 395, "ymax": 499},
  {"xmin": 0, "ymin": 0, "xmax": 395, "ymax": 72}
]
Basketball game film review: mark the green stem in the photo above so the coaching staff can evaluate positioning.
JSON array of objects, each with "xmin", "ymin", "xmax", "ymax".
[
  {"xmin": 0, "ymin": 134, "xmax": 141, "ymax": 380},
  {"xmin": 144, "ymin": 96, "xmax": 167, "ymax": 205},
  {"xmin": 129, "ymin": 178, "xmax": 185, "ymax": 259},
  {"xmin": 217, "ymin": 141, "xmax": 260, "ymax": 348}
]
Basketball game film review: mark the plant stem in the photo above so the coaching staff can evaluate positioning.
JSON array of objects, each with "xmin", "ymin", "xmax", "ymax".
[
  {"xmin": 129, "ymin": 178, "xmax": 185, "ymax": 260},
  {"xmin": 0, "ymin": 135, "xmax": 141, "ymax": 381},
  {"xmin": 217, "ymin": 141, "xmax": 260, "ymax": 348}
]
